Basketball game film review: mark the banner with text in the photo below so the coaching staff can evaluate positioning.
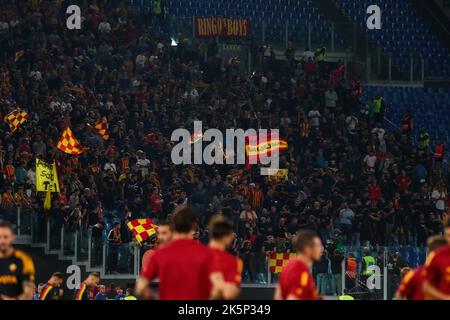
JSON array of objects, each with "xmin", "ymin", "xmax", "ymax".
[
  {"xmin": 36, "ymin": 158, "xmax": 60, "ymax": 193},
  {"xmin": 195, "ymin": 17, "xmax": 251, "ymax": 38}
]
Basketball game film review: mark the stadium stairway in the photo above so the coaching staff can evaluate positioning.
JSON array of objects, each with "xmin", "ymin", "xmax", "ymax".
[
  {"xmin": 312, "ymin": 0, "xmax": 408, "ymax": 81},
  {"xmin": 364, "ymin": 85, "xmax": 450, "ymax": 163},
  {"xmin": 334, "ymin": 0, "xmax": 450, "ymax": 79},
  {"xmin": 12, "ymin": 211, "xmax": 138, "ymax": 281}
]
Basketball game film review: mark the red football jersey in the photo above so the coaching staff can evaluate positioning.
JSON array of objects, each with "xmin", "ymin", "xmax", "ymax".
[
  {"xmin": 424, "ymin": 245, "xmax": 450, "ymax": 297},
  {"xmin": 397, "ymin": 266, "xmax": 425, "ymax": 300},
  {"xmin": 279, "ymin": 258, "xmax": 319, "ymax": 300},
  {"xmin": 141, "ymin": 239, "xmax": 220, "ymax": 300},
  {"xmin": 210, "ymin": 248, "xmax": 242, "ymax": 285}
]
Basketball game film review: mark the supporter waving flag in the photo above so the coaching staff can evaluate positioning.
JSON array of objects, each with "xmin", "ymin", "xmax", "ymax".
[
  {"xmin": 93, "ymin": 116, "xmax": 110, "ymax": 140},
  {"xmin": 245, "ymin": 132, "xmax": 288, "ymax": 166},
  {"xmin": 4, "ymin": 108, "xmax": 28, "ymax": 132},
  {"xmin": 127, "ymin": 219, "xmax": 158, "ymax": 243},
  {"xmin": 57, "ymin": 126, "xmax": 85, "ymax": 155}
]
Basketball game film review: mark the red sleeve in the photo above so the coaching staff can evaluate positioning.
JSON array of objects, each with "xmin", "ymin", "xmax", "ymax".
[
  {"xmin": 140, "ymin": 249, "xmax": 158, "ymax": 281},
  {"xmin": 424, "ymin": 252, "xmax": 441, "ymax": 287}
]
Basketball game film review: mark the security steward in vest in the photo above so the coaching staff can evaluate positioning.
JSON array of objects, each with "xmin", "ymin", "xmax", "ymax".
[
  {"xmin": 372, "ymin": 95, "xmax": 386, "ymax": 124},
  {"xmin": 418, "ymin": 129, "xmax": 430, "ymax": 153},
  {"xmin": 0, "ymin": 221, "xmax": 35, "ymax": 300},
  {"xmin": 361, "ymin": 249, "xmax": 376, "ymax": 284}
]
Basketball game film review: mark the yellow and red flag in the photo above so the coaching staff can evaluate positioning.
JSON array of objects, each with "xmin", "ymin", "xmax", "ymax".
[
  {"xmin": 127, "ymin": 219, "xmax": 158, "ymax": 243},
  {"xmin": 57, "ymin": 126, "xmax": 85, "ymax": 155},
  {"xmin": 4, "ymin": 109, "xmax": 29, "ymax": 132},
  {"xmin": 15, "ymin": 50, "xmax": 24, "ymax": 62},
  {"xmin": 93, "ymin": 116, "xmax": 109, "ymax": 140},
  {"xmin": 268, "ymin": 252, "xmax": 296, "ymax": 274},
  {"xmin": 190, "ymin": 132, "xmax": 203, "ymax": 144},
  {"xmin": 245, "ymin": 132, "xmax": 288, "ymax": 165}
]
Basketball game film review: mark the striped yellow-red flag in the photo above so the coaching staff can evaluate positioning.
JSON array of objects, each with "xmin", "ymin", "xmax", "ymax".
[
  {"xmin": 57, "ymin": 126, "xmax": 85, "ymax": 155},
  {"xmin": 4, "ymin": 109, "xmax": 29, "ymax": 132},
  {"xmin": 93, "ymin": 116, "xmax": 109, "ymax": 140},
  {"xmin": 190, "ymin": 132, "xmax": 203, "ymax": 144},
  {"xmin": 127, "ymin": 219, "xmax": 158, "ymax": 243},
  {"xmin": 268, "ymin": 252, "xmax": 296, "ymax": 274},
  {"xmin": 15, "ymin": 50, "xmax": 24, "ymax": 62}
]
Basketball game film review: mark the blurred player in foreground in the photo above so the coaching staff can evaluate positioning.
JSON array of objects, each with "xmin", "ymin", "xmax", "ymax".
[
  {"xmin": 136, "ymin": 205, "xmax": 224, "ymax": 300},
  {"xmin": 423, "ymin": 220, "xmax": 450, "ymax": 300},
  {"xmin": 208, "ymin": 215, "xmax": 242, "ymax": 300},
  {"xmin": 141, "ymin": 220, "xmax": 173, "ymax": 270},
  {"xmin": 74, "ymin": 272, "xmax": 101, "ymax": 300},
  {"xmin": 39, "ymin": 272, "xmax": 64, "ymax": 300},
  {"xmin": 274, "ymin": 230, "xmax": 323, "ymax": 300},
  {"xmin": 395, "ymin": 235, "xmax": 447, "ymax": 300},
  {"xmin": 0, "ymin": 221, "xmax": 35, "ymax": 300}
]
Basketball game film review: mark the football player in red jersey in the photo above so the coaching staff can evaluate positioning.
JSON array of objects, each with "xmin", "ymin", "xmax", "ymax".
[
  {"xmin": 141, "ymin": 220, "xmax": 172, "ymax": 271},
  {"xmin": 135, "ymin": 205, "xmax": 224, "ymax": 300},
  {"xmin": 274, "ymin": 230, "xmax": 323, "ymax": 300},
  {"xmin": 423, "ymin": 220, "xmax": 450, "ymax": 300},
  {"xmin": 395, "ymin": 235, "xmax": 447, "ymax": 300},
  {"xmin": 208, "ymin": 215, "xmax": 242, "ymax": 300}
]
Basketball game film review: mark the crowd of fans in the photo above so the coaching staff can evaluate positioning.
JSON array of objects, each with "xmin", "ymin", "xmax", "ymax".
[{"xmin": 0, "ymin": 0, "xmax": 449, "ymax": 285}]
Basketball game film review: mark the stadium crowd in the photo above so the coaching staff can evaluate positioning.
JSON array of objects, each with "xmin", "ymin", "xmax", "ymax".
[{"xmin": 0, "ymin": 0, "xmax": 449, "ymax": 288}]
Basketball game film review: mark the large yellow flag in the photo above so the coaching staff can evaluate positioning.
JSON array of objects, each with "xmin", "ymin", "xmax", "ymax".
[{"xmin": 35, "ymin": 158, "xmax": 60, "ymax": 193}]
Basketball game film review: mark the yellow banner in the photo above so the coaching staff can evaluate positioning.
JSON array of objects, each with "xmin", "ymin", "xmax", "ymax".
[
  {"xmin": 267, "ymin": 169, "xmax": 289, "ymax": 182},
  {"xmin": 246, "ymin": 140, "xmax": 288, "ymax": 156},
  {"xmin": 36, "ymin": 158, "xmax": 60, "ymax": 193}
]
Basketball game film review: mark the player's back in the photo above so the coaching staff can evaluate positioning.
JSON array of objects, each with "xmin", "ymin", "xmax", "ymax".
[
  {"xmin": 210, "ymin": 248, "xmax": 242, "ymax": 285},
  {"xmin": 279, "ymin": 258, "xmax": 318, "ymax": 300},
  {"xmin": 397, "ymin": 266, "xmax": 425, "ymax": 300},
  {"xmin": 425, "ymin": 245, "xmax": 450, "ymax": 295},
  {"xmin": 143, "ymin": 239, "xmax": 217, "ymax": 300}
]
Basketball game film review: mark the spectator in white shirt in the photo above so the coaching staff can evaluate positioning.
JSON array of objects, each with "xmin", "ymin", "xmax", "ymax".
[
  {"xmin": 363, "ymin": 151, "xmax": 377, "ymax": 172},
  {"xmin": 308, "ymin": 109, "xmax": 321, "ymax": 128},
  {"xmin": 104, "ymin": 160, "xmax": 117, "ymax": 174},
  {"xmin": 325, "ymin": 87, "xmax": 338, "ymax": 109},
  {"xmin": 345, "ymin": 114, "xmax": 358, "ymax": 135},
  {"xmin": 98, "ymin": 21, "xmax": 111, "ymax": 33},
  {"xmin": 136, "ymin": 150, "xmax": 151, "ymax": 175}
]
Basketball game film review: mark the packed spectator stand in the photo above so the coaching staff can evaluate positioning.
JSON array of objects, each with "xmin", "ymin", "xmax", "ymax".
[{"xmin": 0, "ymin": 0, "xmax": 449, "ymax": 298}]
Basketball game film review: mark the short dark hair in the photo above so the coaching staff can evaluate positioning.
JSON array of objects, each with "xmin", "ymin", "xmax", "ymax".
[
  {"xmin": 292, "ymin": 230, "xmax": 319, "ymax": 253},
  {"xmin": 51, "ymin": 272, "xmax": 63, "ymax": 280},
  {"xmin": 0, "ymin": 221, "xmax": 13, "ymax": 232},
  {"xmin": 159, "ymin": 220, "xmax": 171, "ymax": 227},
  {"xmin": 171, "ymin": 205, "xmax": 198, "ymax": 233},
  {"xmin": 427, "ymin": 235, "xmax": 448, "ymax": 252},
  {"xmin": 209, "ymin": 215, "xmax": 234, "ymax": 240},
  {"xmin": 444, "ymin": 219, "xmax": 450, "ymax": 229}
]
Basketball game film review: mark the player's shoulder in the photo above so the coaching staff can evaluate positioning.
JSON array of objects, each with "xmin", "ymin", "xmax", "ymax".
[
  {"xmin": 283, "ymin": 257, "xmax": 305, "ymax": 273},
  {"xmin": 425, "ymin": 246, "xmax": 450, "ymax": 267},
  {"xmin": 432, "ymin": 245, "xmax": 450, "ymax": 260},
  {"xmin": 13, "ymin": 249, "xmax": 35, "ymax": 272},
  {"xmin": 401, "ymin": 268, "xmax": 418, "ymax": 284}
]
